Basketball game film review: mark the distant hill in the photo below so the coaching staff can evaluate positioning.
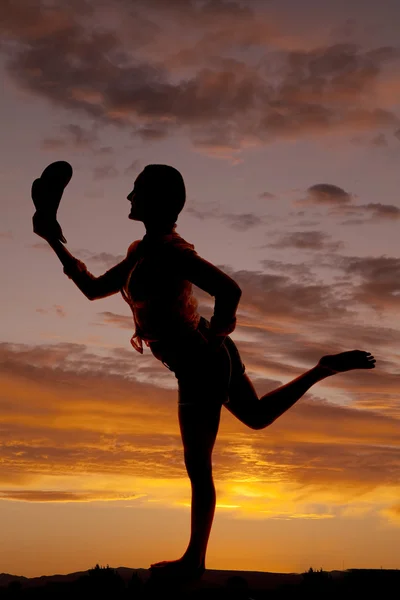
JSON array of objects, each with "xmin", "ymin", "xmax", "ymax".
[
  {"xmin": 0, "ymin": 567, "xmax": 398, "ymax": 592},
  {"xmin": 0, "ymin": 567, "xmax": 302, "ymax": 590}
]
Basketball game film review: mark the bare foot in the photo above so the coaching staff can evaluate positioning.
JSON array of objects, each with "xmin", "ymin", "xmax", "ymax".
[
  {"xmin": 150, "ymin": 557, "xmax": 205, "ymax": 580},
  {"xmin": 318, "ymin": 350, "xmax": 376, "ymax": 374}
]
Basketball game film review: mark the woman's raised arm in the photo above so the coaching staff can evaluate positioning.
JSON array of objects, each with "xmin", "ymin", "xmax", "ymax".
[{"xmin": 47, "ymin": 236, "xmax": 139, "ymax": 301}]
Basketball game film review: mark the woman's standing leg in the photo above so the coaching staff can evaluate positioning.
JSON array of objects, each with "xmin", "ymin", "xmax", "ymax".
[
  {"xmin": 150, "ymin": 332, "xmax": 230, "ymax": 577},
  {"xmin": 179, "ymin": 402, "xmax": 221, "ymax": 567},
  {"xmin": 150, "ymin": 402, "xmax": 222, "ymax": 575}
]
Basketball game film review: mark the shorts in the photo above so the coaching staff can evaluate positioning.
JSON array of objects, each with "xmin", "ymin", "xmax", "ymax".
[{"xmin": 148, "ymin": 317, "xmax": 246, "ymax": 407}]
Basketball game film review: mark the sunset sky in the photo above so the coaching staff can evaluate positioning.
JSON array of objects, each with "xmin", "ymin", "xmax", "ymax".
[{"xmin": 1, "ymin": 0, "xmax": 400, "ymax": 578}]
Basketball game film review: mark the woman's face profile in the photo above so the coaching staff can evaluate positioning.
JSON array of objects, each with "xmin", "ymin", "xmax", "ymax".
[{"xmin": 127, "ymin": 174, "xmax": 147, "ymax": 221}]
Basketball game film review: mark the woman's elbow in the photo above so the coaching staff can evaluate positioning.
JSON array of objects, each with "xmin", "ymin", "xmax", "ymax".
[
  {"xmin": 86, "ymin": 287, "xmax": 115, "ymax": 301},
  {"xmin": 84, "ymin": 287, "xmax": 99, "ymax": 301}
]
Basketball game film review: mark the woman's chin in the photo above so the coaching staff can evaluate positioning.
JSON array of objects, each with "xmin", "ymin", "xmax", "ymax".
[{"xmin": 128, "ymin": 212, "xmax": 142, "ymax": 221}]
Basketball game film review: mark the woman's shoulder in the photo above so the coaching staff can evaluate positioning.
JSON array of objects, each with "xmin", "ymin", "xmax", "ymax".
[
  {"xmin": 165, "ymin": 231, "xmax": 196, "ymax": 255},
  {"xmin": 126, "ymin": 240, "xmax": 141, "ymax": 261}
]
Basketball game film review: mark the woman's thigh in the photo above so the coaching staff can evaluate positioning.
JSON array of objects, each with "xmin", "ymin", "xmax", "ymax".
[
  {"xmin": 175, "ymin": 337, "xmax": 232, "ymax": 407},
  {"xmin": 150, "ymin": 318, "xmax": 248, "ymax": 408},
  {"xmin": 219, "ymin": 335, "xmax": 264, "ymax": 428},
  {"xmin": 150, "ymin": 328, "xmax": 231, "ymax": 407},
  {"xmin": 224, "ymin": 371, "xmax": 262, "ymax": 429}
]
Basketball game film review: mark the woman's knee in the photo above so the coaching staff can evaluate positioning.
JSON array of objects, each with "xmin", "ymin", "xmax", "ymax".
[
  {"xmin": 243, "ymin": 413, "xmax": 274, "ymax": 430},
  {"xmin": 184, "ymin": 454, "xmax": 213, "ymax": 482},
  {"xmin": 225, "ymin": 405, "xmax": 271, "ymax": 430},
  {"xmin": 248, "ymin": 420, "xmax": 270, "ymax": 431}
]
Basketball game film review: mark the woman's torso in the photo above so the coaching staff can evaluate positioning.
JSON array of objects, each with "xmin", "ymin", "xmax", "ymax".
[{"xmin": 121, "ymin": 231, "xmax": 200, "ymax": 350}]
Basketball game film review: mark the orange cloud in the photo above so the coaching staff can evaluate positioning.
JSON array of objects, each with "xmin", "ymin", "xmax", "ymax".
[
  {"xmin": 0, "ymin": 490, "xmax": 141, "ymax": 503},
  {"xmin": 0, "ymin": 339, "xmax": 398, "ymax": 524}
]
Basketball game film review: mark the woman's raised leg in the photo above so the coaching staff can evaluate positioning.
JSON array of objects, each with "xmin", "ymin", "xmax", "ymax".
[{"xmin": 225, "ymin": 350, "xmax": 376, "ymax": 429}]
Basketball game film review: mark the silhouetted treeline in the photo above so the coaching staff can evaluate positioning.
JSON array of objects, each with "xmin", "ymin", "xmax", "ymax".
[{"xmin": 0, "ymin": 565, "xmax": 399, "ymax": 599}]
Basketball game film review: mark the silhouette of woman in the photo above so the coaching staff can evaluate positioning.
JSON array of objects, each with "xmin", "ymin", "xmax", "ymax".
[{"xmin": 33, "ymin": 164, "xmax": 376, "ymax": 580}]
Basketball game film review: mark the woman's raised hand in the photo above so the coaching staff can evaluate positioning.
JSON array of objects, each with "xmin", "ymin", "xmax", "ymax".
[{"xmin": 32, "ymin": 211, "xmax": 67, "ymax": 243}]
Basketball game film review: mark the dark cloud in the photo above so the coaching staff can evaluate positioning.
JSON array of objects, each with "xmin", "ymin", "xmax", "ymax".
[
  {"xmin": 0, "ymin": 0, "xmax": 82, "ymax": 41},
  {"xmin": 186, "ymin": 204, "xmax": 220, "ymax": 221},
  {"xmin": 295, "ymin": 184, "xmax": 400, "ymax": 224},
  {"xmin": 259, "ymin": 191, "xmax": 276, "ymax": 200},
  {"xmin": 362, "ymin": 203, "xmax": 400, "ymax": 220},
  {"xmin": 267, "ymin": 245, "xmax": 400, "ymax": 330},
  {"xmin": 187, "ymin": 204, "xmax": 267, "ymax": 231},
  {"xmin": 266, "ymin": 230, "xmax": 343, "ymax": 252},
  {"xmin": 260, "ymin": 259, "xmax": 315, "ymax": 282},
  {"xmin": 0, "ymin": 341, "xmax": 90, "ymax": 372},
  {"xmin": 296, "ymin": 219, "xmax": 322, "ymax": 227},
  {"xmin": 1, "ymin": 2, "xmax": 399, "ymax": 154},
  {"xmin": 136, "ymin": 125, "xmax": 170, "ymax": 141},
  {"xmin": 0, "ymin": 340, "xmax": 171, "ymax": 392},
  {"xmin": 315, "ymin": 200, "xmax": 400, "ymax": 225},
  {"xmin": 223, "ymin": 213, "xmax": 262, "ymax": 232},
  {"xmin": 230, "ymin": 267, "xmax": 350, "ymax": 326},
  {"xmin": 306, "ymin": 184, "xmax": 353, "ymax": 204},
  {"xmin": 335, "ymin": 255, "xmax": 400, "ymax": 311},
  {"xmin": 41, "ymin": 123, "xmax": 99, "ymax": 152},
  {"xmin": 278, "ymin": 44, "xmax": 399, "ymax": 112}
]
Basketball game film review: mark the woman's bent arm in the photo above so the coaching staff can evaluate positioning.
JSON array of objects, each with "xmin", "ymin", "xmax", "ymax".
[{"xmin": 176, "ymin": 251, "xmax": 242, "ymax": 336}]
